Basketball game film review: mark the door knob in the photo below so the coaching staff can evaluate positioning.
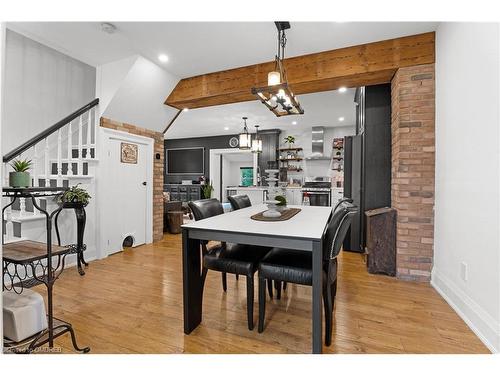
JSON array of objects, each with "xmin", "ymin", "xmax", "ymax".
[{"xmin": 142, "ymin": 181, "xmax": 147, "ymax": 186}]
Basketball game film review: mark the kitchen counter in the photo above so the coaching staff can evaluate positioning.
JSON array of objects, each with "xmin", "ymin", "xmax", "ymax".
[{"xmin": 225, "ymin": 186, "xmax": 268, "ymax": 190}]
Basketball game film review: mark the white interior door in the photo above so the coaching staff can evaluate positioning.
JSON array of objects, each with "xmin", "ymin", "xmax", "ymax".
[{"xmin": 103, "ymin": 136, "xmax": 150, "ymax": 255}]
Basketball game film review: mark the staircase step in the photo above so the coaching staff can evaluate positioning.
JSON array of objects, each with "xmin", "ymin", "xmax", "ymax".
[
  {"xmin": 38, "ymin": 174, "xmax": 94, "ymax": 180},
  {"xmin": 49, "ymin": 158, "xmax": 98, "ymax": 163},
  {"xmin": 10, "ymin": 212, "xmax": 46, "ymax": 223}
]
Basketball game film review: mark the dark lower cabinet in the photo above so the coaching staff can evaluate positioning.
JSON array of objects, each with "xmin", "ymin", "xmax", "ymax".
[
  {"xmin": 164, "ymin": 184, "xmax": 201, "ymax": 202},
  {"xmin": 365, "ymin": 207, "xmax": 396, "ymax": 276},
  {"xmin": 257, "ymin": 129, "xmax": 281, "ymax": 186}
]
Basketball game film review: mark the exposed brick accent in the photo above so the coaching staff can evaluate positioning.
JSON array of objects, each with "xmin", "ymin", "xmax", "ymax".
[
  {"xmin": 391, "ymin": 64, "xmax": 435, "ymax": 282},
  {"xmin": 100, "ymin": 117, "xmax": 164, "ymax": 242}
]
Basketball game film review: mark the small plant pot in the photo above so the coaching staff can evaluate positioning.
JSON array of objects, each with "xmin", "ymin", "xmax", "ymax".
[
  {"xmin": 61, "ymin": 201, "xmax": 87, "ymax": 209},
  {"xmin": 9, "ymin": 172, "xmax": 31, "ymax": 188}
]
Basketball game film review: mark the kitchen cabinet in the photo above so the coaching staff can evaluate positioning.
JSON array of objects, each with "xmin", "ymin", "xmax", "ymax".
[
  {"xmin": 237, "ymin": 189, "xmax": 266, "ymax": 205},
  {"xmin": 164, "ymin": 184, "xmax": 202, "ymax": 202},
  {"xmin": 258, "ymin": 129, "xmax": 281, "ymax": 185},
  {"xmin": 285, "ymin": 188, "xmax": 303, "ymax": 205}
]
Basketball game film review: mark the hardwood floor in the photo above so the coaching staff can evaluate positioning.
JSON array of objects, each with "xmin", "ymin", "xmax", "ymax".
[{"xmin": 33, "ymin": 233, "xmax": 489, "ymax": 354}]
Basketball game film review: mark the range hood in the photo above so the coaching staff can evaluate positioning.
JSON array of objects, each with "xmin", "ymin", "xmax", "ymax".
[{"xmin": 306, "ymin": 126, "xmax": 330, "ymax": 160}]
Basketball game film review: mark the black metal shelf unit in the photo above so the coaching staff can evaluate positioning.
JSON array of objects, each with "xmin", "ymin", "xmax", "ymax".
[{"xmin": 2, "ymin": 187, "xmax": 90, "ymax": 354}]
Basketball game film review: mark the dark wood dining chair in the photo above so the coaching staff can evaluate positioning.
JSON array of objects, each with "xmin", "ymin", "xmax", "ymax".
[
  {"xmin": 257, "ymin": 202, "xmax": 357, "ymax": 345},
  {"xmin": 188, "ymin": 198, "xmax": 271, "ymax": 330}
]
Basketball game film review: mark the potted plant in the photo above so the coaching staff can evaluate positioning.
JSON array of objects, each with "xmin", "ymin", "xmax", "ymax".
[
  {"xmin": 201, "ymin": 182, "xmax": 214, "ymax": 199},
  {"xmin": 284, "ymin": 135, "xmax": 296, "ymax": 148},
  {"xmin": 9, "ymin": 158, "xmax": 32, "ymax": 188},
  {"xmin": 58, "ymin": 184, "xmax": 91, "ymax": 208},
  {"xmin": 274, "ymin": 195, "xmax": 287, "ymax": 212}
]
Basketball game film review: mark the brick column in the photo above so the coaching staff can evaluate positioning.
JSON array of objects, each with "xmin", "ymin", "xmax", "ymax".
[
  {"xmin": 391, "ymin": 64, "xmax": 435, "ymax": 281},
  {"xmin": 100, "ymin": 118, "xmax": 165, "ymax": 242}
]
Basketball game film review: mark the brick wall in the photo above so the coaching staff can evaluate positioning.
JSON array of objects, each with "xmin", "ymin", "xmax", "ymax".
[
  {"xmin": 391, "ymin": 64, "xmax": 435, "ymax": 281},
  {"xmin": 100, "ymin": 117, "xmax": 164, "ymax": 242}
]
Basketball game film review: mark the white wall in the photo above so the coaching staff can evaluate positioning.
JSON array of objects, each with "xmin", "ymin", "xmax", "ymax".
[
  {"xmin": 433, "ymin": 22, "xmax": 500, "ymax": 353},
  {"xmin": 97, "ymin": 55, "xmax": 180, "ymax": 133},
  {"xmin": 281, "ymin": 125, "xmax": 355, "ymax": 178},
  {"xmin": 2, "ymin": 29, "xmax": 96, "ymax": 154},
  {"xmin": 95, "ymin": 55, "xmax": 137, "ymax": 115}
]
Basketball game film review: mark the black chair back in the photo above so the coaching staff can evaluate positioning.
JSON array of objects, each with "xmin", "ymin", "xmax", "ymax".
[
  {"xmin": 333, "ymin": 197, "xmax": 354, "ymax": 212},
  {"xmin": 228, "ymin": 194, "xmax": 252, "ymax": 210},
  {"xmin": 188, "ymin": 198, "xmax": 224, "ymax": 221},
  {"xmin": 323, "ymin": 203, "xmax": 357, "ymax": 260}
]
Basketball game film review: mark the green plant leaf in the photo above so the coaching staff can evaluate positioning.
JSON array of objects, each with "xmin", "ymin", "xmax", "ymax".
[{"xmin": 10, "ymin": 158, "xmax": 33, "ymax": 172}]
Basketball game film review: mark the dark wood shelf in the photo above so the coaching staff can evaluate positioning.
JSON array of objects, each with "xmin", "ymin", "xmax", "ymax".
[
  {"xmin": 3, "ymin": 240, "xmax": 69, "ymax": 264},
  {"xmin": 279, "ymin": 147, "xmax": 303, "ymax": 152},
  {"xmin": 280, "ymin": 158, "xmax": 303, "ymax": 162}
]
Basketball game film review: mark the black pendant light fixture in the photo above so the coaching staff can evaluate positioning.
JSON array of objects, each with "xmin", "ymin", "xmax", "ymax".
[
  {"xmin": 239, "ymin": 117, "xmax": 252, "ymax": 150},
  {"xmin": 251, "ymin": 21, "xmax": 304, "ymax": 117},
  {"xmin": 251, "ymin": 125, "xmax": 262, "ymax": 153}
]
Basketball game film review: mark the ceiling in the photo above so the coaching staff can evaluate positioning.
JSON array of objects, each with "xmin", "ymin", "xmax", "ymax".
[
  {"xmin": 166, "ymin": 88, "xmax": 357, "ymax": 139},
  {"xmin": 7, "ymin": 22, "xmax": 438, "ymax": 78}
]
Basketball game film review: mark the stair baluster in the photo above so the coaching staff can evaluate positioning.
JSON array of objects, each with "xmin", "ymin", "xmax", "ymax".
[
  {"xmin": 78, "ymin": 115, "xmax": 83, "ymax": 175},
  {"xmin": 19, "ymin": 197, "xmax": 27, "ymax": 218},
  {"xmin": 45, "ymin": 137, "xmax": 50, "ymax": 187},
  {"xmin": 67, "ymin": 121, "xmax": 73, "ymax": 176},
  {"xmin": 92, "ymin": 106, "xmax": 98, "ymax": 159},
  {"xmin": 57, "ymin": 129, "xmax": 62, "ymax": 186},
  {"xmin": 4, "ymin": 205, "xmax": 14, "ymax": 242},
  {"xmin": 32, "ymin": 145, "xmax": 40, "ymax": 215},
  {"xmin": 86, "ymin": 111, "xmax": 92, "ymax": 159},
  {"xmin": 3, "ymin": 162, "xmax": 8, "ymax": 188}
]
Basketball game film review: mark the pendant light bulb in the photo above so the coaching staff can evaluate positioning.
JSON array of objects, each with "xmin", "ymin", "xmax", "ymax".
[{"xmin": 268, "ymin": 71, "xmax": 281, "ymax": 86}]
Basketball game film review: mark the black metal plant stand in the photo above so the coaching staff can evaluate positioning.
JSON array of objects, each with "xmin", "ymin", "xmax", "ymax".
[
  {"xmin": 2, "ymin": 187, "xmax": 90, "ymax": 354},
  {"xmin": 55, "ymin": 201, "xmax": 88, "ymax": 276}
]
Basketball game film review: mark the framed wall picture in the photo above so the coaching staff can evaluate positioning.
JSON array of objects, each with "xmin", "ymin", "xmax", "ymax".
[{"xmin": 121, "ymin": 142, "xmax": 138, "ymax": 164}]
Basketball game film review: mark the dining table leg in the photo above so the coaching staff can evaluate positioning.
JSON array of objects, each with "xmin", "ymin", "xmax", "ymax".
[
  {"xmin": 182, "ymin": 228, "xmax": 203, "ymax": 334},
  {"xmin": 312, "ymin": 240, "xmax": 323, "ymax": 354}
]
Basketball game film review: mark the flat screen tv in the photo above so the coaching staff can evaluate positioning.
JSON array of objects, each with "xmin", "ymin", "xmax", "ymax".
[{"xmin": 166, "ymin": 147, "xmax": 205, "ymax": 174}]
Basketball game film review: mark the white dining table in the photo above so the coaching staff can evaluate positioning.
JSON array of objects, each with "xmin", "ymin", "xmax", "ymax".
[{"xmin": 181, "ymin": 204, "xmax": 333, "ymax": 354}]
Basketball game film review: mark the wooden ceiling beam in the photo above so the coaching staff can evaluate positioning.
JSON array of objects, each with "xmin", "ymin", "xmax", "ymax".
[{"xmin": 165, "ymin": 32, "xmax": 435, "ymax": 110}]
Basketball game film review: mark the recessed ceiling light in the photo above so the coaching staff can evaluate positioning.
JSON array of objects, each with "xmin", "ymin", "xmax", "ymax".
[
  {"xmin": 338, "ymin": 117, "xmax": 345, "ymax": 122},
  {"xmin": 292, "ymin": 121, "xmax": 297, "ymax": 125},
  {"xmin": 158, "ymin": 54, "xmax": 169, "ymax": 63},
  {"xmin": 224, "ymin": 127, "xmax": 229, "ymax": 131},
  {"xmin": 338, "ymin": 87, "xmax": 347, "ymax": 93},
  {"xmin": 183, "ymin": 108, "xmax": 189, "ymax": 112}
]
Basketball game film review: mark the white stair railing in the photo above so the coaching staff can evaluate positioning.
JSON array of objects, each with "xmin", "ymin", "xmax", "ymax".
[{"xmin": 2, "ymin": 99, "xmax": 99, "ymax": 242}]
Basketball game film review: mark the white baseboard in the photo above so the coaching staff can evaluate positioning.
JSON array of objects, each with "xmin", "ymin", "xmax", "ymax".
[{"xmin": 431, "ymin": 268, "xmax": 499, "ymax": 353}]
